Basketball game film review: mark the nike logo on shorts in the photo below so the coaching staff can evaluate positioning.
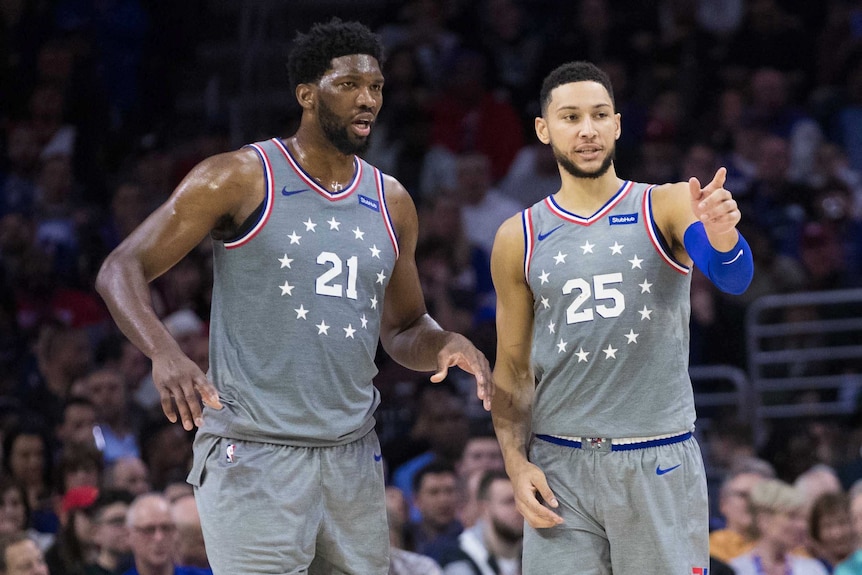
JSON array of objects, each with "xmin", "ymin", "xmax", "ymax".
[
  {"xmin": 655, "ymin": 464, "xmax": 681, "ymax": 476},
  {"xmin": 373, "ymin": 453, "xmax": 383, "ymax": 462}
]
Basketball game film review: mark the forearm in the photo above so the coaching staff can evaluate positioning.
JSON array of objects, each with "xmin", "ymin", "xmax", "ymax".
[
  {"xmin": 381, "ymin": 312, "xmax": 455, "ymax": 372},
  {"xmin": 491, "ymin": 368, "xmax": 534, "ymax": 476},
  {"xmin": 96, "ymin": 253, "xmax": 180, "ymax": 360}
]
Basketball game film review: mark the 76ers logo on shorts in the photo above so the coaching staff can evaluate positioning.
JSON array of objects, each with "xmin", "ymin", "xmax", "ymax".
[
  {"xmin": 225, "ymin": 444, "xmax": 236, "ymax": 463},
  {"xmin": 692, "ymin": 567, "xmax": 708, "ymax": 575}
]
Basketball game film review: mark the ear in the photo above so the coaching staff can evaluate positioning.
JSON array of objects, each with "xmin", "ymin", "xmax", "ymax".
[
  {"xmin": 614, "ymin": 112, "xmax": 622, "ymax": 141},
  {"xmin": 296, "ymin": 83, "xmax": 315, "ymax": 110},
  {"xmin": 535, "ymin": 116, "xmax": 550, "ymax": 144}
]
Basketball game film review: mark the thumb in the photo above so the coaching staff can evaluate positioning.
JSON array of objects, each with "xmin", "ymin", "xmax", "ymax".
[
  {"xmin": 430, "ymin": 364, "xmax": 449, "ymax": 383},
  {"xmin": 535, "ymin": 478, "xmax": 559, "ymax": 508}
]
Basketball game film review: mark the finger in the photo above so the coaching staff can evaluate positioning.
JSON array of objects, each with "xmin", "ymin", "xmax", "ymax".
[
  {"xmin": 430, "ymin": 364, "xmax": 449, "ymax": 383},
  {"xmin": 704, "ymin": 166, "xmax": 727, "ymax": 192},
  {"xmin": 688, "ymin": 176, "xmax": 703, "ymax": 201},
  {"xmin": 182, "ymin": 383, "xmax": 206, "ymax": 429},
  {"xmin": 159, "ymin": 389, "xmax": 178, "ymax": 425},
  {"xmin": 170, "ymin": 386, "xmax": 197, "ymax": 431},
  {"xmin": 520, "ymin": 493, "xmax": 564, "ymax": 526},
  {"xmin": 195, "ymin": 379, "xmax": 222, "ymax": 410}
]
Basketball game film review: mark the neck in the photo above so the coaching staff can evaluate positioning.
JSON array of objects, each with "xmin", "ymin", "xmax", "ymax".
[
  {"xmin": 287, "ymin": 131, "xmax": 355, "ymax": 186},
  {"xmin": 555, "ymin": 168, "xmax": 624, "ymax": 214}
]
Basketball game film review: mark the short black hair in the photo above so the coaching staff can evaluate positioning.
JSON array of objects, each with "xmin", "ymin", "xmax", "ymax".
[
  {"xmin": 287, "ymin": 18, "xmax": 384, "ymax": 91},
  {"xmin": 539, "ymin": 61, "xmax": 615, "ymax": 115},
  {"xmin": 412, "ymin": 460, "xmax": 456, "ymax": 494}
]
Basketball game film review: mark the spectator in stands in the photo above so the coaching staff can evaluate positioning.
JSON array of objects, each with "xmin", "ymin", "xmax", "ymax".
[
  {"xmin": 169, "ymin": 495, "xmax": 207, "ymax": 570},
  {"xmin": 83, "ymin": 488, "xmax": 134, "ymax": 575},
  {"xmin": 391, "ymin": 385, "xmax": 470, "ymax": 520},
  {"xmin": 385, "ymin": 485, "xmax": 443, "ymax": 575},
  {"xmin": 807, "ymin": 491, "xmax": 854, "ymax": 572},
  {"xmin": 84, "ymin": 367, "xmax": 140, "ymax": 465},
  {"xmin": 438, "ymin": 469, "xmax": 522, "ymax": 575},
  {"xmin": 54, "ymin": 397, "xmax": 97, "ymax": 457},
  {"xmin": 429, "ymin": 49, "xmax": 524, "ymax": 182},
  {"xmin": 1, "ymin": 425, "xmax": 55, "ymax": 536},
  {"xmin": 497, "ymin": 140, "xmax": 561, "ymax": 208},
  {"xmin": 731, "ymin": 479, "xmax": 829, "ymax": 575},
  {"xmin": 406, "ymin": 461, "xmax": 463, "ymax": 562},
  {"xmin": 0, "ymin": 477, "xmax": 52, "ymax": 552},
  {"xmin": 835, "ymin": 481, "xmax": 862, "ymax": 574},
  {"xmin": 710, "ymin": 465, "xmax": 775, "ymax": 562},
  {"xmin": 55, "ymin": 442, "xmax": 102, "ymax": 495},
  {"xmin": 124, "ymin": 492, "xmax": 209, "ymax": 575},
  {"xmin": 102, "ymin": 458, "xmax": 149, "ymax": 499},
  {"xmin": 44, "ymin": 485, "xmax": 98, "ymax": 575},
  {"xmin": 0, "ymin": 531, "xmax": 50, "ymax": 575}
]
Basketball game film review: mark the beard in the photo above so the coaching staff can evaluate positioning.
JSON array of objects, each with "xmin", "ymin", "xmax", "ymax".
[
  {"xmin": 318, "ymin": 97, "xmax": 372, "ymax": 156},
  {"xmin": 491, "ymin": 516, "xmax": 523, "ymax": 544},
  {"xmin": 552, "ymin": 141, "xmax": 615, "ymax": 179}
]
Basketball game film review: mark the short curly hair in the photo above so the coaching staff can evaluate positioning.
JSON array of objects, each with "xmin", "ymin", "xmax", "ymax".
[
  {"xmin": 287, "ymin": 18, "xmax": 385, "ymax": 91},
  {"xmin": 539, "ymin": 61, "xmax": 615, "ymax": 115}
]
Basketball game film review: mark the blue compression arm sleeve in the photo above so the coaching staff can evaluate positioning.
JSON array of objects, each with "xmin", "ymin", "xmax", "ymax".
[{"xmin": 683, "ymin": 221, "xmax": 753, "ymax": 295}]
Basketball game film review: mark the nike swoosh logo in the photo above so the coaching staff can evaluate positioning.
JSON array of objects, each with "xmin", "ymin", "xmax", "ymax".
[
  {"xmin": 656, "ymin": 464, "xmax": 681, "ymax": 476},
  {"xmin": 282, "ymin": 187, "xmax": 307, "ymax": 196},
  {"xmin": 373, "ymin": 453, "xmax": 383, "ymax": 462},
  {"xmin": 722, "ymin": 249, "xmax": 744, "ymax": 265},
  {"xmin": 538, "ymin": 224, "xmax": 564, "ymax": 241}
]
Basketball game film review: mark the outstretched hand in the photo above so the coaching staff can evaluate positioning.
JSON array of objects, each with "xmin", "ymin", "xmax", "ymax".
[
  {"xmin": 689, "ymin": 167, "xmax": 741, "ymax": 240},
  {"xmin": 430, "ymin": 333, "xmax": 494, "ymax": 410},
  {"xmin": 152, "ymin": 353, "xmax": 222, "ymax": 430}
]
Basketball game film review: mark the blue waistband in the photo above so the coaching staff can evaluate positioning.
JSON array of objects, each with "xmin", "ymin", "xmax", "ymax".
[{"xmin": 535, "ymin": 432, "xmax": 692, "ymax": 452}]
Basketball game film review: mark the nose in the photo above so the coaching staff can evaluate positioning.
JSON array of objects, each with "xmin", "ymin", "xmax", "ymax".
[
  {"xmin": 356, "ymin": 86, "xmax": 376, "ymax": 108},
  {"xmin": 579, "ymin": 117, "xmax": 597, "ymax": 137}
]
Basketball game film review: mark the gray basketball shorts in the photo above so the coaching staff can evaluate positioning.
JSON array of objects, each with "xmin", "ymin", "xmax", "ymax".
[
  {"xmin": 187, "ymin": 431, "xmax": 389, "ymax": 575},
  {"xmin": 522, "ymin": 434, "xmax": 709, "ymax": 575}
]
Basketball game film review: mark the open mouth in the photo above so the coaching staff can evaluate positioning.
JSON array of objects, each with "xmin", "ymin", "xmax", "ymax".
[{"xmin": 352, "ymin": 117, "xmax": 373, "ymax": 137}]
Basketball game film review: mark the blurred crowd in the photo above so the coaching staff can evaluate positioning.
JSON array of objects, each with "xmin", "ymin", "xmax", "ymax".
[{"xmin": 3, "ymin": 0, "xmax": 862, "ymax": 573}]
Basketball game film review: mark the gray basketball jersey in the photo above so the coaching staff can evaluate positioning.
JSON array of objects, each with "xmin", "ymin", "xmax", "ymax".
[
  {"xmin": 202, "ymin": 138, "xmax": 399, "ymax": 447},
  {"xmin": 525, "ymin": 181, "xmax": 696, "ymax": 438}
]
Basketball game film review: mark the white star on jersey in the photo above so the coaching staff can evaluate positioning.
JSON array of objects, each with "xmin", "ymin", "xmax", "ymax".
[
  {"xmin": 541, "ymin": 297, "xmax": 550, "ymax": 309},
  {"xmin": 539, "ymin": 270, "xmax": 550, "ymax": 284},
  {"xmin": 638, "ymin": 305, "xmax": 653, "ymax": 320},
  {"xmin": 327, "ymin": 217, "xmax": 340, "ymax": 230},
  {"xmin": 557, "ymin": 340, "xmax": 568, "ymax": 353},
  {"xmin": 370, "ymin": 296, "xmax": 378, "ymax": 309},
  {"xmin": 580, "ymin": 241, "xmax": 595, "ymax": 254},
  {"xmin": 548, "ymin": 320, "xmax": 555, "ymax": 334},
  {"xmin": 603, "ymin": 345, "xmax": 618, "ymax": 359},
  {"xmin": 575, "ymin": 348, "xmax": 590, "ymax": 362},
  {"xmin": 376, "ymin": 270, "xmax": 387, "ymax": 284},
  {"xmin": 344, "ymin": 324, "xmax": 356, "ymax": 338},
  {"xmin": 295, "ymin": 305, "xmax": 308, "ymax": 319},
  {"xmin": 639, "ymin": 279, "xmax": 652, "ymax": 293},
  {"xmin": 280, "ymin": 281, "xmax": 294, "ymax": 296},
  {"xmin": 625, "ymin": 329, "xmax": 639, "ymax": 343},
  {"xmin": 303, "ymin": 218, "xmax": 317, "ymax": 232},
  {"xmin": 279, "ymin": 254, "xmax": 293, "ymax": 268},
  {"xmin": 610, "ymin": 241, "xmax": 624, "ymax": 255},
  {"xmin": 316, "ymin": 320, "xmax": 329, "ymax": 335},
  {"xmin": 553, "ymin": 251, "xmax": 567, "ymax": 265},
  {"xmin": 369, "ymin": 245, "xmax": 381, "ymax": 258},
  {"xmin": 353, "ymin": 227, "xmax": 365, "ymax": 240},
  {"xmin": 360, "ymin": 314, "xmax": 368, "ymax": 328},
  {"xmin": 629, "ymin": 255, "xmax": 643, "ymax": 269},
  {"xmin": 288, "ymin": 231, "xmax": 301, "ymax": 244}
]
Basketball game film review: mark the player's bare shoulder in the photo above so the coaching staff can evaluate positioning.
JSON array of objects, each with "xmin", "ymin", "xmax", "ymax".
[{"xmin": 378, "ymin": 173, "xmax": 418, "ymax": 238}]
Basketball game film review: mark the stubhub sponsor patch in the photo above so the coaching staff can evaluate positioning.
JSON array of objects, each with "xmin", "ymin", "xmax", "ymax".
[
  {"xmin": 609, "ymin": 213, "xmax": 638, "ymax": 225},
  {"xmin": 359, "ymin": 195, "xmax": 380, "ymax": 212}
]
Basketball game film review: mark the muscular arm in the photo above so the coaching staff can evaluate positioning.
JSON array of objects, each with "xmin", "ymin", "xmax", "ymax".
[
  {"xmin": 490, "ymin": 215, "xmax": 562, "ymax": 527},
  {"xmin": 96, "ymin": 149, "xmax": 263, "ymax": 428},
  {"xmin": 378, "ymin": 175, "xmax": 492, "ymax": 409}
]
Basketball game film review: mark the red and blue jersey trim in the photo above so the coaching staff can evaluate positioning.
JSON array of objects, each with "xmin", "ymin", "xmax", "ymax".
[
  {"xmin": 273, "ymin": 137, "xmax": 361, "ymax": 200},
  {"xmin": 374, "ymin": 168, "xmax": 399, "ymax": 260},
  {"xmin": 225, "ymin": 142, "xmax": 275, "ymax": 249},
  {"xmin": 643, "ymin": 185, "xmax": 690, "ymax": 275},
  {"xmin": 522, "ymin": 208, "xmax": 534, "ymax": 280},
  {"xmin": 544, "ymin": 180, "xmax": 634, "ymax": 225}
]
